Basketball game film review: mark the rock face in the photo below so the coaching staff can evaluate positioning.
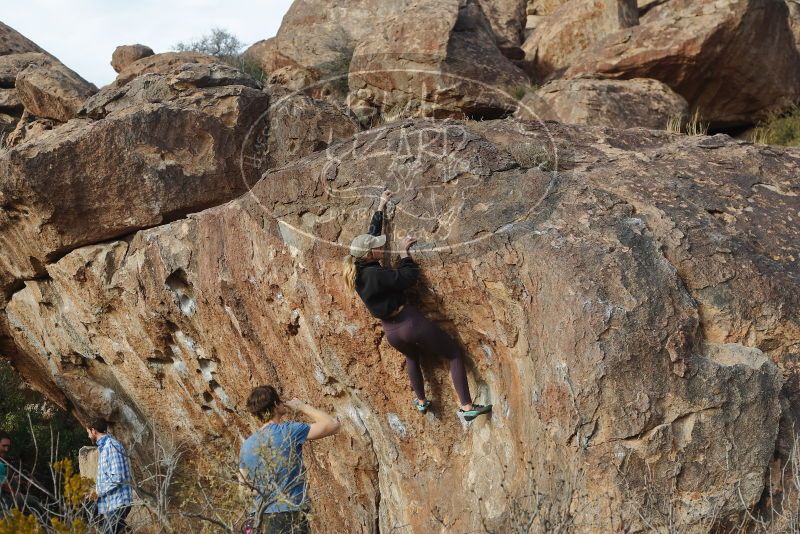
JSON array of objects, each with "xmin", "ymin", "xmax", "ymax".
[
  {"xmin": 246, "ymin": 0, "xmax": 531, "ymax": 119},
  {"xmin": 113, "ymin": 51, "xmax": 220, "ymax": 87},
  {"xmin": 0, "ymin": 22, "xmax": 47, "ymax": 56},
  {"xmin": 0, "ymin": 60, "xmax": 361, "ymax": 304},
  {"xmin": 264, "ymin": 88, "xmax": 360, "ymax": 169},
  {"xmin": 15, "ymin": 61, "xmax": 97, "ymax": 122},
  {"xmin": 348, "ymin": 0, "xmax": 529, "ymax": 121},
  {"xmin": 566, "ymin": 0, "xmax": 800, "ymax": 127},
  {"xmin": 111, "ymin": 44, "xmax": 155, "ymax": 73},
  {"xmin": 481, "ymin": 0, "xmax": 528, "ymax": 48},
  {"xmin": 527, "ymin": 0, "xmax": 568, "ymax": 15},
  {"xmin": 516, "ymin": 77, "xmax": 689, "ymax": 129},
  {"xmin": 244, "ymin": 0, "xmax": 412, "ymax": 86},
  {"xmin": 789, "ymin": 0, "xmax": 800, "ymax": 50},
  {"xmin": 0, "ymin": 62, "xmax": 267, "ymax": 300},
  {"xmin": 3, "ymin": 116, "xmax": 798, "ymax": 532},
  {"xmin": 2, "ymin": 8, "xmax": 800, "ymax": 534},
  {"xmin": 0, "ymin": 53, "xmax": 51, "ymax": 87},
  {"xmin": 522, "ymin": 0, "xmax": 639, "ymax": 79}
]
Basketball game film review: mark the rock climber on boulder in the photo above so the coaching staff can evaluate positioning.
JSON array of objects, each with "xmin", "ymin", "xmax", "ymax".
[{"xmin": 343, "ymin": 190, "xmax": 492, "ymax": 422}]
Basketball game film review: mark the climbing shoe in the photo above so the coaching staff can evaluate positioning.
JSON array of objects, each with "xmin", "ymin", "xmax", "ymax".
[
  {"xmin": 459, "ymin": 404, "xmax": 492, "ymax": 422},
  {"xmin": 414, "ymin": 399, "xmax": 432, "ymax": 414}
]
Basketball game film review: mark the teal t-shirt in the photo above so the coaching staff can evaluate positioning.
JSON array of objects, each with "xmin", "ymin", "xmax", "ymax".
[
  {"xmin": 0, "ymin": 460, "xmax": 7, "ymax": 485},
  {"xmin": 239, "ymin": 422, "xmax": 310, "ymax": 513}
]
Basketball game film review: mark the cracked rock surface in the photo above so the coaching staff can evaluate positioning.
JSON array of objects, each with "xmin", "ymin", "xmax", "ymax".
[{"xmin": 2, "ymin": 118, "xmax": 798, "ymax": 531}]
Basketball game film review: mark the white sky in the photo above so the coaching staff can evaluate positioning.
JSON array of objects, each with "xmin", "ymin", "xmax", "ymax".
[{"xmin": 2, "ymin": 0, "xmax": 294, "ymax": 86}]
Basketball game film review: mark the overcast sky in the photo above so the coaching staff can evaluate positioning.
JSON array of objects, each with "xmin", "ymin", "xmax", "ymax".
[{"xmin": 3, "ymin": 0, "xmax": 294, "ymax": 86}]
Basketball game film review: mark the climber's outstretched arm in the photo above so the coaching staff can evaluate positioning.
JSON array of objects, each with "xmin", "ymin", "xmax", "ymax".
[
  {"xmin": 367, "ymin": 190, "xmax": 393, "ymax": 236},
  {"xmin": 285, "ymin": 399, "xmax": 341, "ymax": 440}
]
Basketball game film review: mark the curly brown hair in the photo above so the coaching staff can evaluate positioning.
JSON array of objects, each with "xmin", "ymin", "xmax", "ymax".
[{"xmin": 246, "ymin": 385, "xmax": 281, "ymax": 421}]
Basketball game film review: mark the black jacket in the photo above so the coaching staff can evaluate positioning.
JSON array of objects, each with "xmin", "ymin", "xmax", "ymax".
[{"xmin": 355, "ymin": 210, "xmax": 420, "ymax": 319}]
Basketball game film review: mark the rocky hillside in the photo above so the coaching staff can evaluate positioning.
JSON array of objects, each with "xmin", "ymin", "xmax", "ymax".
[
  {"xmin": 1, "ymin": 1, "xmax": 799, "ymax": 532},
  {"xmin": 246, "ymin": 0, "xmax": 800, "ymax": 131}
]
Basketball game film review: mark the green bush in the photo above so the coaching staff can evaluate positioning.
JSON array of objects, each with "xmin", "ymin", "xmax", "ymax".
[
  {"xmin": 0, "ymin": 360, "xmax": 86, "ymax": 486},
  {"xmin": 754, "ymin": 105, "xmax": 800, "ymax": 147},
  {"xmin": 173, "ymin": 28, "xmax": 266, "ymax": 83}
]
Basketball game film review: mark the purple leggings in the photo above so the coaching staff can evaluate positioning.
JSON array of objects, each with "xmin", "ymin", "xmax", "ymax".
[{"xmin": 382, "ymin": 305, "xmax": 472, "ymax": 406}]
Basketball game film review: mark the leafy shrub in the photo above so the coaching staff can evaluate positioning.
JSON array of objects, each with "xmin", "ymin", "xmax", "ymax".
[
  {"xmin": 0, "ymin": 361, "xmax": 86, "ymax": 485},
  {"xmin": 754, "ymin": 105, "xmax": 800, "ymax": 147},
  {"xmin": 173, "ymin": 28, "xmax": 266, "ymax": 83}
]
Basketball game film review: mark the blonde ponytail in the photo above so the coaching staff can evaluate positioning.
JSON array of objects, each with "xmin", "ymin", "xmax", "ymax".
[{"xmin": 343, "ymin": 255, "xmax": 358, "ymax": 292}]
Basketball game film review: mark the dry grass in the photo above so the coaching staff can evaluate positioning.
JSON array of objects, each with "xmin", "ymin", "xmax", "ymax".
[
  {"xmin": 666, "ymin": 109, "xmax": 709, "ymax": 136},
  {"xmin": 509, "ymin": 83, "xmax": 540, "ymax": 101}
]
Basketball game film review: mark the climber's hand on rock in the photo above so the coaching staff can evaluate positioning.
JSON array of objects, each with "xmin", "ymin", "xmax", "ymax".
[
  {"xmin": 379, "ymin": 190, "xmax": 393, "ymax": 209},
  {"xmin": 285, "ymin": 398, "xmax": 304, "ymax": 412},
  {"xmin": 402, "ymin": 236, "xmax": 417, "ymax": 251}
]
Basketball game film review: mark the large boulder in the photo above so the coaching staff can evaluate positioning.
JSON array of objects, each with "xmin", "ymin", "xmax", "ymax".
[
  {"xmin": 566, "ymin": 0, "xmax": 800, "ymax": 128},
  {"xmin": 113, "ymin": 51, "xmax": 220, "ymax": 87},
  {"xmin": 527, "ymin": 0, "xmax": 568, "ymax": 15},
  {"xmin": 0, "ymin": 21, "xmax": 47, "ymax": 56},
  {"xmin": 348, "ymin": 0, "xmax": 530, "ymax": 121},
  {"xmin": 244, "ymin": 0, "xmax": 413, "ymax": 87},
  {"xmin": 521, "ymin": 0, "xmax": 639, "ymax": 79},
  {"xmin": 0, "ymin": 87, "xmax": 21, "ymax": 111},
  {"xmin": 0, "ymin": 62, "xmax": 267, "ymax": 300},
  {"xmin": 3, "ymin": 110, "xmax": 57, "ymax": 148},
  {"xmin": 0, "ymin": 61, "xmax": 361, "ymax": 304},
  {"xmin": 110, "ymin": 44, "xmax": 155, "ymax": 73},
  {"xmin": 3, "ymin": 118, "xmax": 798, "ymax": 532},
  {"xmin": 516, "ymin": 77, "xmax": 689, "ymax": 129},
  {"xmin": 481, "ymin": 0, "xmax": 528, "ymax": 49},
  {"xmin": 0, "ymin": 54, "xmax": 56, "ymax": 125},
  {"xmin": 264, "ymin": 87, "xmax": 360, "ymax": 169},
  {"xmin": 15, "ymin": 61, "xmax": 98, "ymax": 122},
  {"xmin": 0, "ymin": 112, "xmax": 15, "ymax": 141},
  {"xmin": 0, "ymin": 52, "xmax": 51, "ymax": 87}
]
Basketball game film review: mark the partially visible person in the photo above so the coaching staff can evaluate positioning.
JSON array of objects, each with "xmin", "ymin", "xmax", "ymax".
[
  {"xmin": 87, "ymin": 419, "xmax": 133, "ymax": 534},
  {"xmin": 0, "ymin": 432, "xmax": 12, "ymax": 515},
  {"xmin": 240, "ymin": 385, "xmax": 340, "ymax": 534},
  {"xmin": 343, "ymin": 190, "xmax": 493, "ymax": 421}
]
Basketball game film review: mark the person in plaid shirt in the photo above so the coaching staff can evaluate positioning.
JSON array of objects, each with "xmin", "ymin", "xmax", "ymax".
[{"xmin": 87, "ymin": 419, "xmax": 133, "ymax": 534}]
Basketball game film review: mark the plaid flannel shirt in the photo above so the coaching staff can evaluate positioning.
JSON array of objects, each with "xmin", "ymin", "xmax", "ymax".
[{"xmin": 95, "ymin": 435, "xmax": 133, "ymax": 514}]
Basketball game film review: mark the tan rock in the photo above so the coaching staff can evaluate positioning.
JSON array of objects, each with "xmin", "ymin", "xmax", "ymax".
[
  {"xmin": 15, "ymin": 62, "xmax": 98, "ymax": 122},
  {"xmin": 265, "ymin": 89, "xmax": 360, "ymax": 168},
  {"xmin": 521, "ymin": 0, "xmax": 639, "ymax": 79},
  {"xmin": 0, "ymin": 65, "xmax": 269, "ymax": 295},
  {"xmin": 0, "ymin": 21, "xmax": 47, "ymax": 56},
  {"xmin": 788, "ymin": 0, "xmax": 800, "ymax": 50},
  {"xmin": 110, "ymin": 44, "xmax": 155, "ymax": 73},
  {"xmin": 4, "ymin": 118, "xmax": 797, "ymax": 532},
  {"xmin": 0, "ymin": 112, "xmax": 16, "ymax": 143},
  {"xmin": 481, "ymin": 0, "xmax": 528, "ymax": 47},
  {"xmin": 244, "ymin": 0, "xmax": 414, "ymax": 85},
  {"xmin": 527, "ymin": 0, "xmax": 568, "ymax": 15},
  {"xmin": 348, "ymin": 0, "xmax": 530, "ymax": 121},
  {"xmin": 566, "ymin": 0, "xmax": 800, "ymax": 127},
  {"xmin": 3, "ymin": 110, "xmax": 56, "ymax": 148},
  {"xmin": 516, "ymin": 77, "xmax": 689, "ymax": 129},
  {"xmin": 114, "ymin": 51, "xmax": 219, "ymax": 86},
  {"xmin": 0, "ymin": 87, "xmax": 21, "ymax": 111},
  {"xmin": 0, "ymin": 63, "xmax": 360, "ymax": 300},
  {"xmin": 0, "ymin": 53, "xmax": 51, "ymax": 87},
  {"xmin": 266, "ymin": 64, "xmax": 319, "ymax": 93}
]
